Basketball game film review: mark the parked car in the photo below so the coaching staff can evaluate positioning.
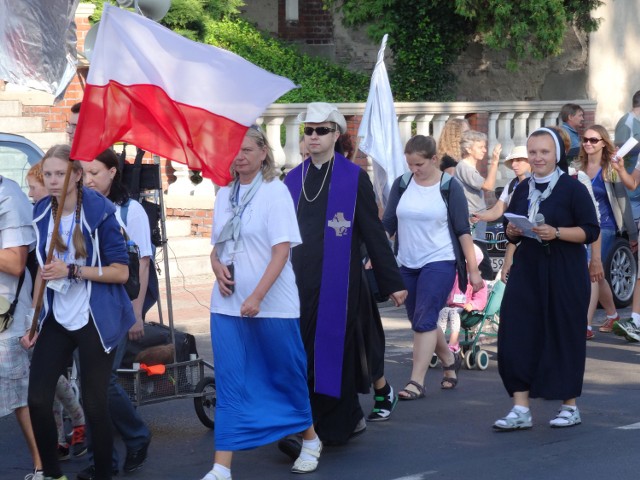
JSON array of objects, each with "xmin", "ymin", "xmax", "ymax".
[
  {"xmin": 485, "ymin": 219, "xmax": 637, "ymax": 307},
  {"xmin": 0, "ymin": 133, "xmax": 43, "ymax": 194}
]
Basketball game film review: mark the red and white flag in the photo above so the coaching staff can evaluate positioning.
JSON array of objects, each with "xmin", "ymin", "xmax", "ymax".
[{"xmin": 70, "ymin": 4, "xmax": 296, "ymax": 185}]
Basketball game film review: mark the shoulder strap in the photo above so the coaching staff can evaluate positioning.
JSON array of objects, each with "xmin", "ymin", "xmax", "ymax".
[
  {"xmin": 7, "ymin": 271, "xmax": 26, "ymax": 317},
  {"xmin": 120, "ymin": 198, "xmax": 131, "ymax": 226},
  {"xmin": 399, "ymin": 172, "xmax": 414, "ymax": 196},
  {"xmin": 508, "ymin": 177, "xmax": 518, "ymax": 195},
  {"xmin": 440, "ymin": 171, "xmax": 452, "ymax": 207}
]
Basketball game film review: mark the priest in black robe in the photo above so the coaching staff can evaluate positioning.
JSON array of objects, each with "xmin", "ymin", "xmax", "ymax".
[{"xmin": 285, "ymin": 103, "xmax": 407, "ymax": 446}]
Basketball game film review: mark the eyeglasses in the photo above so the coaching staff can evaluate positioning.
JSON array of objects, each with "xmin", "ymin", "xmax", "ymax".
[
  {"xmin": 304, "ymin": 126, "xmax": 336, "ymax": 136},
  {"xmin": 582, "ymin": 137, "xmax": 602, "ymax": 145}
]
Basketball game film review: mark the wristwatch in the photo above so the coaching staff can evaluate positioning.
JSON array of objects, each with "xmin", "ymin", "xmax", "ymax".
[{"xmin": 555, "ymin": 228, "xmax": 561, "ymax": 240}]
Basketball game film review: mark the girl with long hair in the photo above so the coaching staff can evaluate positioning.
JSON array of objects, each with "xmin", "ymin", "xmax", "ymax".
[{"xmin": 23, "ymin": 144, "xmax": 134, "ymax": 480}]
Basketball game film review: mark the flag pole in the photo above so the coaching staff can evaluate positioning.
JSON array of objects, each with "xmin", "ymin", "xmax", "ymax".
[
  {"xmin": 28, "ymin": 162, "xmax": 74, "ymax": 340},
  {"xmin": 351, "ymin": 136, "xmax": 361, "ymax": 163}
]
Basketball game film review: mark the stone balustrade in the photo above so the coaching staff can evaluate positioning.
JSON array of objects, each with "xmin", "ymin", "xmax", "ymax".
[
  {"xmin": 254, "ymin": 99, "xmax": 597, "ymax": 187},
  {"xmin": 168, "ymin": 99, "xmax": 597, "ymax": 196}
]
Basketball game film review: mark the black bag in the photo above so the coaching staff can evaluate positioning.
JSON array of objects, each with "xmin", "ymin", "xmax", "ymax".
[
  {"xmin": 123, "ymin": 239, "xmax": 140, "ymax": 300},
  {"xmin": 119, "ymin": 199, "xmax": 141, "ymax": 300},
  {"xmin": 120, "ymin": 321, "xmax": 198, "ymax": 368}
]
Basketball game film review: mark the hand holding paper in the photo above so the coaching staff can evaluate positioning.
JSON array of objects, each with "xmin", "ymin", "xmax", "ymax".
[{"xmin": 504, "ymin": 213, "xmax": 540, "ymax": 240}]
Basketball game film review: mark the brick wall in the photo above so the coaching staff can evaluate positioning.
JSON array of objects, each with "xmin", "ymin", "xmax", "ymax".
[
  {"xmin": 278, "ymin": 0, "xmax": 333, "ymax": 44},
  {"xmin": 165, "ymin": 206, "xmax": 212, "ymax": 237}
]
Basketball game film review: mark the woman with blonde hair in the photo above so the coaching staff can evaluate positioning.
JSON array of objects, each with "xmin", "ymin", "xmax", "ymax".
[
  {"xmin": 576, "ymin": 125, "xmax": 636, "ymax": 334},
  {"xmin": 23, "ymin": 144, "xmax": 134, "ymax": 480},
  {"xmin": 202, "ymin": 127, "xmax": 320, "ymax": 480}
]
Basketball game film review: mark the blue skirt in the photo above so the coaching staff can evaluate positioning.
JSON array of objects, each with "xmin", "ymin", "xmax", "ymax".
[{"xmin": 210, "ymin": 313, "xmax": 313, "ymax": 451}]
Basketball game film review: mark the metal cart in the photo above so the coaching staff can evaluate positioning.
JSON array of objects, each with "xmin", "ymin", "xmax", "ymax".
[{"xmin": 116, "ymin": 153, "xmax": 216, "ymax": 429}]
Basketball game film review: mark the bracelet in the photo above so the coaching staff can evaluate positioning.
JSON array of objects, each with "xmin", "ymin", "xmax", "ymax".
[
  {"xmin": 67, "ymin": 264, "xmax": 76, "ymax": 280},
  {"xmin": 76, "ymin": 266, "xmax": 84, "ymax": 281}
]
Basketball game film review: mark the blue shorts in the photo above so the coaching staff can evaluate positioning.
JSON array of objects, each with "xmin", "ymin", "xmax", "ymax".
[{"xmin": 401, "ymin": 260, "xmax": 456, "ymax": 333}]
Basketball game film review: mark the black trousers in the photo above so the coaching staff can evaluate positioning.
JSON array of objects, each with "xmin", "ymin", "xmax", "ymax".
[{"xmin": 29, "ymin": 316, "xmax": 115, "ymax": 480}]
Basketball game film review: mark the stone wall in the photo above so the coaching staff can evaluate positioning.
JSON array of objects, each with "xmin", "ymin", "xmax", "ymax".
[
  {"xmin": 453, "ymin": 27, "xmax": 589, "ymax": 102},
  {"xmin": 589, "ymin": 0, "xmax": 640, "ymax": 131}
]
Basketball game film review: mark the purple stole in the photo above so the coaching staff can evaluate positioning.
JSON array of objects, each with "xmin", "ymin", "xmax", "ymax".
[{"xmin": 285, "ymin": 153, "xmax": 360, "ymax": 398}]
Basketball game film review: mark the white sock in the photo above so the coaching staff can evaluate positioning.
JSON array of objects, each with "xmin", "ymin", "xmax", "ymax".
[
  {"xmin": 561, "ymin": 404, "xmax": 577, "ymax": 411},
  {"xmin": 503, "ymin": 405, "xmax": 530, "ymax": 418},
  {"xmin": 213, "ymin": 463, "xmax": 231, "ymax": 479},
  {"xmin": 632, "ymin": 312, "xmax": 640, "ymax": 327},
  {"xmin": 607, "ymin": 313, "xmax": 618, "ymax": 319},
  {"xmin": 587, "ymin": 325, "xmax": 593, "ymax": 331},
  {"xmin": 299, "ymin": 436, "xmax": 320, "ymax": 461}
]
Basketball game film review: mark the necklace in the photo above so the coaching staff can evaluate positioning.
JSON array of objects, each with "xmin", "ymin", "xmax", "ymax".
[{"xmin": 302, "ymin": 157, "xmax": 333, "ymax": 203}]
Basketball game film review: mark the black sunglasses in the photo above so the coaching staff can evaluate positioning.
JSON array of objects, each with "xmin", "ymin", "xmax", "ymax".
[
  {"xmin": 304, "ymin": 126, "xmax": 336, "ymax": 136},
  {"xmin": 582, "ymin": 137, "xmax": 602, "ymax": 145}
]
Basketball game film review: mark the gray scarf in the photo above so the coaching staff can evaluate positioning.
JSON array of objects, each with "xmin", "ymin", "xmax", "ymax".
[{"xmin": 215, "ymin": 172, "xmax": 263, "ymax": 258}]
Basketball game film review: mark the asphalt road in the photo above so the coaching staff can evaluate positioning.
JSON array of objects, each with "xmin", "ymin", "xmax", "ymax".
[{"xmin": 2, "ymin": 287, "xmax": 639, "ymax": 480}]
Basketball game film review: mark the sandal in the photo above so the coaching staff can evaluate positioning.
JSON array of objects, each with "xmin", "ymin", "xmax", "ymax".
[
  {"xmin": 398, "ymin": 380, "xmax": 425, "ymax": 400},
  {"xmin": 441, "ymin": 352, "xmax": 461, "ymax": 389}
]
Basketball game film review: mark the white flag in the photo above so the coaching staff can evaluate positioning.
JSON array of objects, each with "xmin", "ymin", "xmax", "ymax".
[{"xmin": 357, "ymin": 34, "xmax": 408, "ymax": 207}]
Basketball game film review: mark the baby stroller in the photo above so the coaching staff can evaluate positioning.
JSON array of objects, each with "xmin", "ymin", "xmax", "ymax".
[{"xmin": 459, "ymin": 280, "xmax": 505, "ymax": 370}]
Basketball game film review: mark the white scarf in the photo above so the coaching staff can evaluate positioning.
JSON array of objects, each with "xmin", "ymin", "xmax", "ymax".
[{"xmin": 527, "ymin": 168, "xmax": 563, "ymax": 223}]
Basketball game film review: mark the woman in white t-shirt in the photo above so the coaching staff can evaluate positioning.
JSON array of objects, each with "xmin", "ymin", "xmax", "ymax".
[
  {"xmin": 201, "ymin": 127, "xmax": 320, "ymax": 480},
  {"xmin": 383, "ymin": 135, "xmax": 483, "ymax": 400}
]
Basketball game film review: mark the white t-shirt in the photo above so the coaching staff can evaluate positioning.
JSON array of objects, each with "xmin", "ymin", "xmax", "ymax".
[
  {"xmin": 45, "ymin": 211, "xmax": 90, "ymax": 331},
  {"xmin": 396, "ymin": 179, "xmax": 455, "ymax": 268},
  {"xmin": 0, "ymin": 226, "xmax": 35, "ymax": 339},
  {"xmin": 116, "ymin": 200, "xmax": 153, "ymax": 258},
  {"xmin": 0, "ymin": 177, "xmax": 35, "ymax": 339},
  {"xmin": 210, "ymin": 179, "xmax": 302, "ymax": 318}
]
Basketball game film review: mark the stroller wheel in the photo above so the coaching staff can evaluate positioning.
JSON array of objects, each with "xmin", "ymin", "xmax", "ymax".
[
  {"xmin": 476, "ymin": 350, "xmax": 490, "ymax": 370},
  {"xmin": 429, "ymin": 353, "xmax": 439, "ymax": 368},
  {"xmin": 464, "ymin": 350, "xmax": 476, "ymax": 370}
]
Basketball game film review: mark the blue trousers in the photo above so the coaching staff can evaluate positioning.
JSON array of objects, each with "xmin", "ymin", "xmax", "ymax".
[{"xmin": 85, "ymin": 334, "xmax": 150, "ymax": 469}]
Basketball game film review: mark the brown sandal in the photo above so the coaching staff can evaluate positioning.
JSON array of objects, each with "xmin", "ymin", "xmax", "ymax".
[
  {"xmin": 441, "ymin": 352, "xmax": 461, "ymax": 389},
  {"xmin": 398, "ymin": 380, "xmax": 425, "ymax": 400}
]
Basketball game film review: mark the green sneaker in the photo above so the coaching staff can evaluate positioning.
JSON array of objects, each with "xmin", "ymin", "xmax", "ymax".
[{"xmin": 612, "ymin": 319, "xmax": 630, "ymax": 336}]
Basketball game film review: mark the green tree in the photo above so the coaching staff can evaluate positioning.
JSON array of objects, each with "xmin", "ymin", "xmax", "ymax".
[{"xmin": 327, "ymin": 0, "xmax": 602, "ymax": 100}]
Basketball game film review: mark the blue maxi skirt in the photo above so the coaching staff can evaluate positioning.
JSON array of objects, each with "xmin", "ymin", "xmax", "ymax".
[{"xmin": 210, "ymin": 313, "xmax": 313, "ymax": 451}]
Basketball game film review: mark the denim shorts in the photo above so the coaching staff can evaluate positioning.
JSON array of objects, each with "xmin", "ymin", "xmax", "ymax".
[{"xmin": 401, "ymin": 260, "xmax": 456, "ymax": 332}]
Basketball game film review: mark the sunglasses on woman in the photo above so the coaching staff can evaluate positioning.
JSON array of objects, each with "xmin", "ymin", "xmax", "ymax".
[
  {"xmin": 304, "ymin": 126, "xmax": 336, "ymax": 136},
  {"xmin": 582, "ymin": 137, "xmax": 602, "ymax": 145}
]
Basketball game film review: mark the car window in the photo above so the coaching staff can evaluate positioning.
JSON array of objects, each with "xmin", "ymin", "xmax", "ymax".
[{"xmin": 0, "ymin": 137, "xmax": 43, "ymax": 195}]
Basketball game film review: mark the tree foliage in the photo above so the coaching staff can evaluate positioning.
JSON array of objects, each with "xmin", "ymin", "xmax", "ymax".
[
  {"xmin": 84, "ymin": 0, "xmax": 369, "ymax": 102},
  {"xmin": 326, "ymin": 0, "xmax": 602, "ymax": 100},
  {"xmin": 454, "ymin": 0, "xmax": 602, "ymax": 61}
]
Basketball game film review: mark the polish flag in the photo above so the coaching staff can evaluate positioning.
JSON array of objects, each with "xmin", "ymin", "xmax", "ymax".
[{"xmin": 70, "ymin": 4, "xmax": 296, "ymax": 186}]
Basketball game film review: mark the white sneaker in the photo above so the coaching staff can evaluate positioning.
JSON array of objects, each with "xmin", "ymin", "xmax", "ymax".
[
  {"xmin": 24, "ymin": 471, "xmax": 44, "ymax": 480},
  {"xmin": 549, "ymin": 406, "xmax": 581, "ymax": 428},
  {"xmin": 201, "ymin": 470, "xmax": 231, "ymax": 480}
]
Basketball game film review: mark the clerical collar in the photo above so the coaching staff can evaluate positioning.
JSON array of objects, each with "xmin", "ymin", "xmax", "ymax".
[{"xmin": 533, "ymin": 171, "xmax": 556, "ymax": 183}]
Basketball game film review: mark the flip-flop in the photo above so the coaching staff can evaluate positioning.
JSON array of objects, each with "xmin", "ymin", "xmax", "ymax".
[{"xmin": 398, "ymin": 380, "xmax": 425, "ymax": 400}]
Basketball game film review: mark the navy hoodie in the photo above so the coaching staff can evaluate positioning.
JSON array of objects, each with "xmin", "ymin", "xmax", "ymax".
[{"xmin": 32, "ymin": 187, "xmax": 135, "ymax": 352}]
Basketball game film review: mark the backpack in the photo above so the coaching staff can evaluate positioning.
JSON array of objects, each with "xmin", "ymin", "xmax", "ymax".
[
  {"xmin": 118, "ymin": 199, "xmax": 141, "ymax": 300},
  {"xmin": 397, "ymin": 171, "xmax": 467, "ymax": 289},
  {"xmin": 398, "ymin": 171, "xmax": 453, "ymax": 207}
]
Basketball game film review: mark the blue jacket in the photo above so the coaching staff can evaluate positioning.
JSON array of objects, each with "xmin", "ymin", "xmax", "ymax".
[{"xmin": 32, "ymin": 187, "xmax": 135, "ymax": 352}]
